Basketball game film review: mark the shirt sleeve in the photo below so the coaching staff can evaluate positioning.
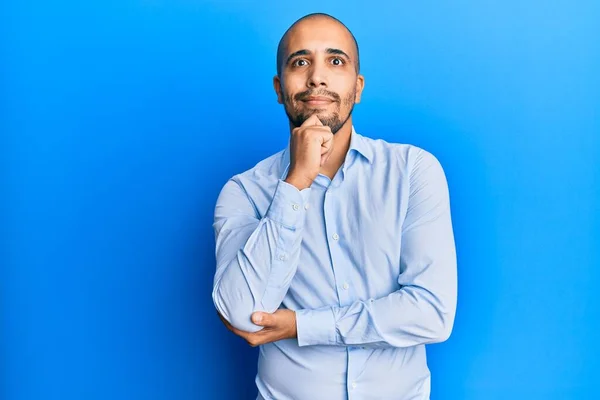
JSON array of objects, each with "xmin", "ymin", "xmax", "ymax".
[
  {"xmin": 295, "ymin": 149, "xmax": 457, "ymax": 348},
  {"xmin": 212, "ymin": 177, "xmax": 311, "ymax": 333}
]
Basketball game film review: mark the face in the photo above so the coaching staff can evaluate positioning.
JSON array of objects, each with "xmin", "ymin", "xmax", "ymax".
[{"xmin": 274, "ymin": 18, "xmax": 365, "ymax": 134}]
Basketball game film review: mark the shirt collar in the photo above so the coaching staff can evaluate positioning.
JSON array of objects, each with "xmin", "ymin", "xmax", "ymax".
[{"xmin": 279, "ymin": 125, "xmax": 373, "ymax": 179}]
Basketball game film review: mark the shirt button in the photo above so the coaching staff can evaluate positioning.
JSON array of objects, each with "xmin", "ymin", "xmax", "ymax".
[
  {"xmin": 351, "ymin": 382, "xmax": 357, "ymax": 389},
  {"xmin": 279, "ymin": 254, "xmax": 286, "ymax": 261},
  {"xmin": 332, "ymin": 233, "xmax": 339, "ymax": 241},
  {"xmin": 342, "ymin": 282, "xmax": 349, "ymax": 290},
  {"xmin": 292, "ymin": 204, "xmax": 299, "ymax": 211},
  {"xmin": 304, "ymin": 203, "xmax": 310, "ymax": 210}
]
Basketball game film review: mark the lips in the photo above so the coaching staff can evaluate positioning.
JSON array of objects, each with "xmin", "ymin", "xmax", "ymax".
[
  {"xmin": 302, "ymin": 96, "xmax": 334, "ymax": 106},
  {"xmin": 304, "ymin": 96, "xmax": 333, "ymax": 102}
]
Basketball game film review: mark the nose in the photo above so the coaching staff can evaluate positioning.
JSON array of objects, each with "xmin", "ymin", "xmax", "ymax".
[{"xmin": 306, "ymin": 62, "xmax": 328, "ymax": 88}]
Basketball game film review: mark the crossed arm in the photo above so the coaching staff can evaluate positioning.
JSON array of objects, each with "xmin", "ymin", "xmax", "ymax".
[{"xmin": 212, "ymin": 150, "xmax": 457, "ymax": 348}]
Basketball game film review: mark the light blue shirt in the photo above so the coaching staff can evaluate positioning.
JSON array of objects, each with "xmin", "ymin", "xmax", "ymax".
[{"xmin": 212, "ymin": 126, "xmax": 457, "ymax": 400}]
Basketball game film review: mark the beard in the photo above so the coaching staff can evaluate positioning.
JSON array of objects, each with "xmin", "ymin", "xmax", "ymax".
[{"xmin": 283, "ymin": 88, "xmax": 356, "ymax": 134}]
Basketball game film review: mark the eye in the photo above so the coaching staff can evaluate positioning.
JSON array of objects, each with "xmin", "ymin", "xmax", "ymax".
[
  {"xmin": 292, "ymin": 59, "xmax": 309, "ymax": 67},
  {"xmin": 330, "ymin": 57, "xmax": 345, "ymax": 66}
]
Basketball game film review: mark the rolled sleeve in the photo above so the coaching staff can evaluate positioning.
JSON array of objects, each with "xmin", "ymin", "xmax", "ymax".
[
  {"xmin": 295, "ymin": 306, "xmax": 337, "ymax": 347},
  {"xmin": 265, "ymin": 179, "xmax": 311, "ymax": 230}
]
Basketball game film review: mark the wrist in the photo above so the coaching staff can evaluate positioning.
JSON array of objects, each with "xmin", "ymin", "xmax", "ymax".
[
  {"xmin": 295, "ymin": 307, "xmax": 337, "ymax": 346},
  {"xmin": 285, "ymin": 173, "xmax": 313, "ymax": 190}
]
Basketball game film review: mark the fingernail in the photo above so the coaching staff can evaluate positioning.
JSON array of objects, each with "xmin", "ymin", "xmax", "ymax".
[{"xmin": 253, "ymin": 314, "xmax": 262, "ymax": 323}]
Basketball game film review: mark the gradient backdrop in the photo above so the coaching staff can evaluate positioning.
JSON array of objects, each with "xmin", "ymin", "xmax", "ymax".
[{"xmin": 2, "ymin": 1, "xmax": 599, "ymax": 399}]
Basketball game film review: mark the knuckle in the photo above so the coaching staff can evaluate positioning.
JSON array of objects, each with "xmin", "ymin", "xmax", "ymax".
[{"xmin": 295, "ymin": 127, "xmax": 308, "ymax": 137}]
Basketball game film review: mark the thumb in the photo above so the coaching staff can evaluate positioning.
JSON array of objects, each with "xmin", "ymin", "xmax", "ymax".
[{"xmin": 252, "ymin": 312, "xmax": 274, "ymax": 326}]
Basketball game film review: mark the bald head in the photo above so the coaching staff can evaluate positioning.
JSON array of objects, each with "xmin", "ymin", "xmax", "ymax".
[{"xmin": 276, "ymin": 13, "xmax": 360, "ymax": 77}]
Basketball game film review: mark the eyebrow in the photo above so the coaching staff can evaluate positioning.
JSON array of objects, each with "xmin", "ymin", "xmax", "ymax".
[{"xmin": 285, "ymin": 48, "xmax": 351, "ymax": 65}]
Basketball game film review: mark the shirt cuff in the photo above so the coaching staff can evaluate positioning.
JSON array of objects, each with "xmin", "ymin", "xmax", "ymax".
[
  {"xmin": 296, "ymin": 307, "xmax": 337, "ymax": 347},
  {"xmin": 265, "ymin": 179, "xmax": 311, "ymax": 230}
]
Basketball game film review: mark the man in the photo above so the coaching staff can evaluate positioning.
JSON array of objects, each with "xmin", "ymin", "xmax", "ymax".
[{"xmin": 212, "ymin": 12, "xmax": 457, "ymax": 400}]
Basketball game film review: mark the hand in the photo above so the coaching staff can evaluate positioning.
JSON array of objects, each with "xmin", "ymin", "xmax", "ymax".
[
  {"xmin": 285, "ymin": 114, "xmax": 334, "ymax": 190},
  {"xmin": 217, "ymin": 309, "xmax": 298, "ymax": 347}
]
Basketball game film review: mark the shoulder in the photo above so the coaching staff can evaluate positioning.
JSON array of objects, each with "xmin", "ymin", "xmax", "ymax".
[
  {"xmin": 232, "ymin": 148, "xmax": 286, "ymax": 185},
  {"xmin": 359, "ymin": 133, "xmax": 442, "ymax": 173},
  {"xmin": 215, "ymin": 148, "xmax": 286, "ymax": 212}
]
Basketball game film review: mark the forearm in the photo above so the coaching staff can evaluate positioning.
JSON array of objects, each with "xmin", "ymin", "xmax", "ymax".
[
  {"xmin": 212, "ymin": 219, "xmax": 304, "ymax": 332},
  {"xmin": 212, "ymin": 178, "xmax": 310, "ymax": 332},
  {"xmin": 295, "ymin": 282, "xmax": 456, "ymax": 348}
]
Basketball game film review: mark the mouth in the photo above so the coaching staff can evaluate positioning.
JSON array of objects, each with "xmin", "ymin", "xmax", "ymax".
[{"xmin": 301, "ymin": 96, "xmax": 334, "ymax": 107}]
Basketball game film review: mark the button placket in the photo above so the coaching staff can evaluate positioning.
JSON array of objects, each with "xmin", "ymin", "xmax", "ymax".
[
  {"xmin": 324, "ymin": 192, "xmax": 342, "ymax": 307},
  {"xmin": 324, "ymin": 191, "xmax": 352, "ymax": 307}
]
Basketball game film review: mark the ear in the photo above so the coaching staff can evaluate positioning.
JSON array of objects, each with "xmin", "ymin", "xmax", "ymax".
[
  {"xmin": 354, "ymin": 74, "xmax": 365, "ymax": 104},
  {"xmin": 273, "ymin": 75, "xmax": 283, "ymax": 104}
]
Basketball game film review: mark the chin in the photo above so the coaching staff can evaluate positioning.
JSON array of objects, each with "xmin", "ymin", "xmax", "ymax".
[{"xmin": 312, "ymin": 109, "xmax": 334, "ymax": 117}]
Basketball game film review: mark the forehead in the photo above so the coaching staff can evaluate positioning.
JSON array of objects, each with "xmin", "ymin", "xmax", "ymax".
[{"xmin": 284, "ymin": 18, "xmax": 355, "ymax": 57}]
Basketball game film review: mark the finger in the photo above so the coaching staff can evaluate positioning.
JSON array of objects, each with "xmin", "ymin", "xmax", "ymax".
[
  {"xmin": 224, "ymin": 322, "xmax": 247, "ymax": 338},
  {"xmin": 216, "ymin": 311, "xmax": 255, "ymax": 340},
  {"xmin": 318, "ymin": 128, "xmax": 333, "ymax": 144},
  {"xmin": 250, "ymin": 324, "xmax": 287, "ymax": 346},
  {"xmin": 217, "ymin": 312, "xmax": 234, "ymax": 330},
  {"xmin": 252, "ymin": 311, "xmax": 276, "ymax": 327},
  {"xmin": 228, "ymin": 323, "xmax": 251, "ymax": 340},
  {"xmin": 301, "ymin": 114, "xmax": 323, "ymax": 127},
  {"xmin": 320, "ymin": 133, "xmax": 334, "ymax": 155},
  {"xmin": 300, "ymin": 114, "xmax": 318, "ymax": 127},
  {"xmin": 320, "ymin": 144, "xmax": 333, "ymax": 159},
  {"xmin": 246, "ymin": 330, "xmax": 273, "ymax": 347}
]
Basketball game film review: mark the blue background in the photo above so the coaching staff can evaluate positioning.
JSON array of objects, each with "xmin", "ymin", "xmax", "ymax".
[{"xmin": 2, "ymin": 1, "xmax": 599, "ymax": 399}]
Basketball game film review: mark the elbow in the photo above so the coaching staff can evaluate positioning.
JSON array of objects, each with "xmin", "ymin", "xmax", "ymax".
[
  {"xmin": 425, "ymin": 286, "xmax": 456, "ymax": 344},
  {"xmin": 212, "ymin": 284, "xmax": 264, "ymax": 333},
  {"xmin": 435, "ymin": 314, "xmax": 454, "ymax": 343},
  {"xmin": 430, "ymin": 306, "xmax": 455, "ymax": 344}
]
